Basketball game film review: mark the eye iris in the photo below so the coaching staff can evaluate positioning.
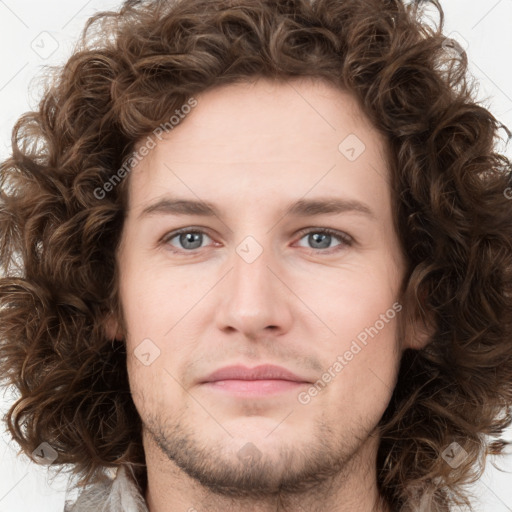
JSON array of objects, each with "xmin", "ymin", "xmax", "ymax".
[
  {"xmin": 180, "ymin": 232, "xmax": 203, "ymax": 250},
  {"xmin": 171, "ymin": 230, "xmax": 340, "ymax": 251},
  {"xmin": 309, "ymin": 233, "xmax": 331, "ymax": 249}
]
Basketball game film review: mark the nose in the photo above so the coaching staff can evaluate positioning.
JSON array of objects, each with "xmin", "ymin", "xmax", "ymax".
[{"xmin": 214, "ymin": 239, "xmax": 293, "ymax": 340}]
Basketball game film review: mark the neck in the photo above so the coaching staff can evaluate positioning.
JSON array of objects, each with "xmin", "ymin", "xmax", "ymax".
[{"xmin": 143, "ymin": 431, "xmax": 391, "ymax": 512}]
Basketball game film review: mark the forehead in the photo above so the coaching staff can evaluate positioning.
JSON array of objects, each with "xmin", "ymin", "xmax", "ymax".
[{"xmin": 126, "ymin": 77, "xmax": 391, "ymax": 216}]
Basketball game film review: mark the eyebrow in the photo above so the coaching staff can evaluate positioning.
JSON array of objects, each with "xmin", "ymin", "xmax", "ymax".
[{"xmin": 137, "ymin": 196, "xmax": 375, "ymax": 220}]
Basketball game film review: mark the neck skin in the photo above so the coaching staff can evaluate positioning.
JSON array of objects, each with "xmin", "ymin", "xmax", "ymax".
[{"xmin": 143, "ymin": 429, "xmax": 392, "ymax": 512}]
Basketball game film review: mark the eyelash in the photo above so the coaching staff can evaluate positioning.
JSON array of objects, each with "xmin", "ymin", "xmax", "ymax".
[{"xmin": 160, "ymin": 227, "xmax": 354, "ymax": 255}]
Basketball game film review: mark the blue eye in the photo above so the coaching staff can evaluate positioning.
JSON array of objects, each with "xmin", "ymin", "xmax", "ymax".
[
  {"xmin": 163, "ymin": 230, "xmax": 212, "ymax": 251},
  {"xmin": 296, "ymin": 228, "xmax": 352, "ymax": 251},
  {"xmin": 161, "ymin": 227, "xmax": 353, "ymax": 254}
]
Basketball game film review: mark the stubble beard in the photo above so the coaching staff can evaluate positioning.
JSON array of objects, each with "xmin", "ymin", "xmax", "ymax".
[{"xmin": 144, "ymin": 412, "xmax": 366, "ymax": 501}]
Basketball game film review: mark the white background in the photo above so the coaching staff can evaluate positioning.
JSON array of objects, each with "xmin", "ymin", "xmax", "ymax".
[{"xmin": 1, "ymin": 1, "xmax": 512, "ymax": 511}]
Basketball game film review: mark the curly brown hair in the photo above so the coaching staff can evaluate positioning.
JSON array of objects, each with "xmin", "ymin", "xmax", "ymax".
[{"xmin": 1, "ymin": 0, "xmax": 512, "ymax": 510}]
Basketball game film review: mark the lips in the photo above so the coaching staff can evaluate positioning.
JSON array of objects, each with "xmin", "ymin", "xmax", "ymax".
[{"xmin": 200, "ymin": 364, "xmax": 311, "ymax": 384}]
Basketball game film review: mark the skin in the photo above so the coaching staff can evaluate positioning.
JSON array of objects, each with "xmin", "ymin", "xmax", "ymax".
[{"xmin": 106, "ymin": 76, "xmax": 431, "ymax": 512}]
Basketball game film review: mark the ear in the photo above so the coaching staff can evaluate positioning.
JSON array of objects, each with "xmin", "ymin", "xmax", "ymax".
[
  {"xmin": 404, "ymin": 314, "xmax": 435, "ymax": 350},
  {"xmin": 402, "ymin": 287, "xmax": 436, "ymax": 350},
  {"xmin": 104, "ymin": 311, "xmax": 124, "ymax": 341}
]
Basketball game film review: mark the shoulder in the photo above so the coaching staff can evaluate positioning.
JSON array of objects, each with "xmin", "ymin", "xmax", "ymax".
[{"xmin": 64, "ymin": 466, "xmax": 148, "ymax": 512}]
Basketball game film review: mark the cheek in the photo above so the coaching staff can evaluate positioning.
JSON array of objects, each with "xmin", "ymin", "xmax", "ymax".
[
  {"xmin": 118, "ymin": 260, "xmax": 200, "ymax": 419},
  {"xmin": 311, "ymin": 265, "xmax": 402, "ymax": 344},
  {"xmin": 126, "ymin": 354, "xmax": 183, "ymax": 425},
  {"xmin": 307, "ymin": 270, "xmax": 402, "ymax": 403},
  {"xmin": 119, "ymin": 265, "xmax": 185, "ymax": 341},
  {"xmin": 302, "ymin": 320, "xmax": 399, "ymax": 428}
]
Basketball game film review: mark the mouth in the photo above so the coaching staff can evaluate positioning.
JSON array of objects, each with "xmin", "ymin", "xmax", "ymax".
[{"xmin": 199, "ymin": 364, "xmax": 311, "ymax": 396}]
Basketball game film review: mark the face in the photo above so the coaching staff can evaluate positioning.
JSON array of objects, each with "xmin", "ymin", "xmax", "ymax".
[{"xmin": 109, "ymin": 77, "xmax": 424, "ymax": 497}]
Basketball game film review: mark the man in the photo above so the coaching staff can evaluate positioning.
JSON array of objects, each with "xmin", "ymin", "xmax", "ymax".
[{"xmin": 1, "ymin": 0, "xmax": 511, "ymax": 511}]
